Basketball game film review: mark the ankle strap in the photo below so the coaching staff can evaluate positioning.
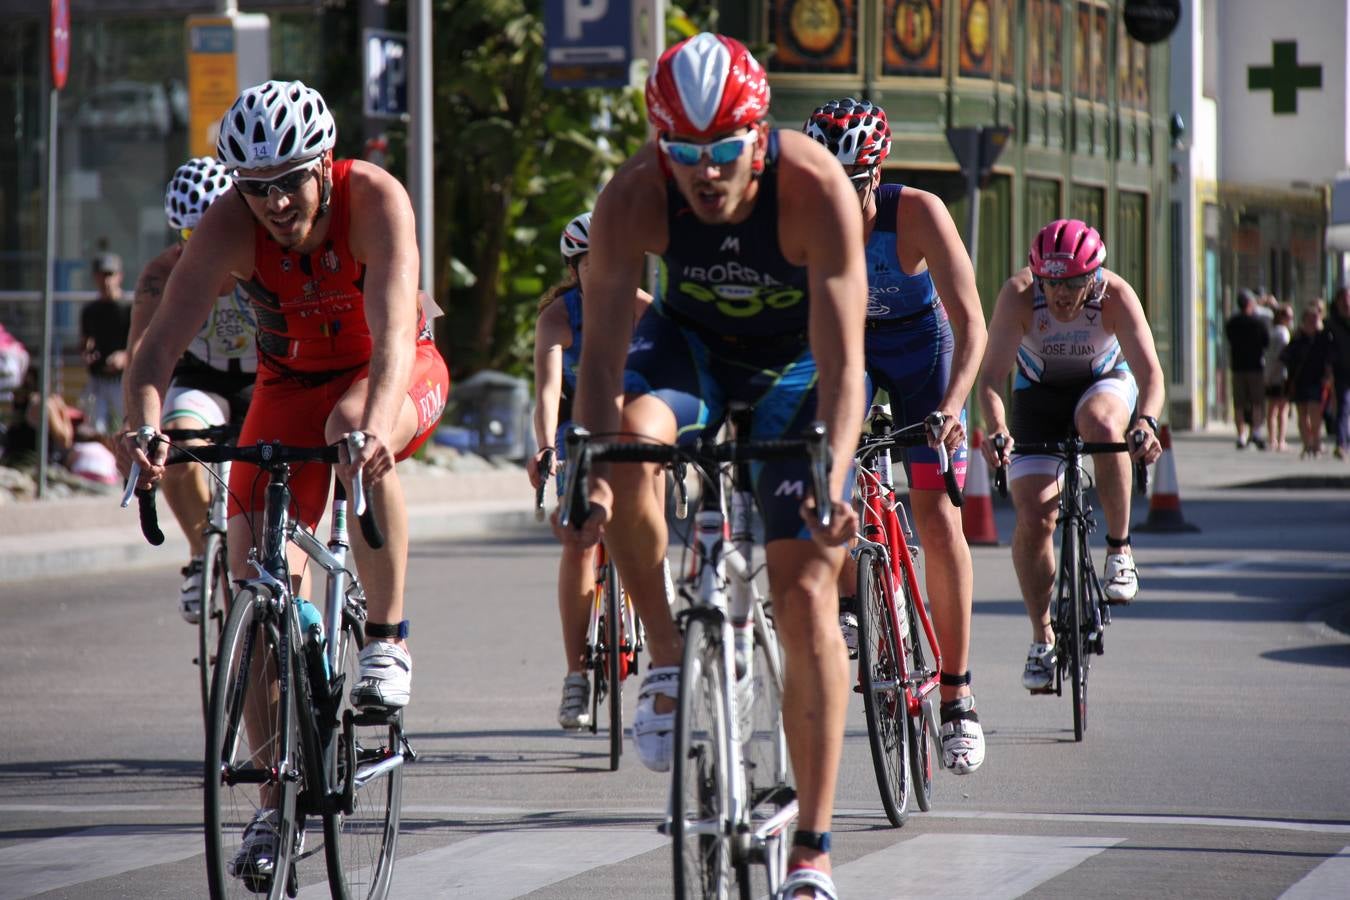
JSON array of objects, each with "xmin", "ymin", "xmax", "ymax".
[
  {"xmin": 365, "ymin": 619, "xmax": 409, "ymax": 640},
  {"xmin": 1106, "ymin": 534, "xmax": 1132, "ymax": 548},
  {"xmin": 940, "ymin": 670, "xmax": 971, "ymax": 687}
]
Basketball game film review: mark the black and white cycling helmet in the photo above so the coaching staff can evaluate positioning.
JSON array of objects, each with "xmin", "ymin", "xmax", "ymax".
[
  {"xmin": 560, "ymin": 211, "xmax": 592, "ymax": 261},
  {"xmin": 164, "ymin": 157, "xmax": 233, "ymax": 230},
  {"xmin": 802, "ymin": 97, "xmax": 892, "ymax": 168},
  {"xmin": 216, "ymin": 80, "xmax": 337, "ymax": 171}
]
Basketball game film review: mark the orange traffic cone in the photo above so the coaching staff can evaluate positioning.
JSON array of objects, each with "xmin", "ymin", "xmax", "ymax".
[
  {"xmin": 1134, "ymin": 424, "xmax": 1200, "ymax": 533},
  {"xmin": 961, "ymin": 430, "xmax": 1000, "ymax": 546}
]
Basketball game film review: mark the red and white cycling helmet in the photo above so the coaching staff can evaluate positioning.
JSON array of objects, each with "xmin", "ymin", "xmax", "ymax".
[
  {"xmin": 645, "ymin": 33, "xmax": 769, "ymax": 138},
  {"xmin": 802, "ymin": 98, "xmax": 892, "ymax": 168},
  {"xmin": 164, "ymin": 157, "xmax": 233, "ymax": 230},
  {"xmin": 1028, "ymin": 219, "xmax": 1106, "ymax": 279},
  {"xmin": 216, "ymin": 80, "xmax": 337, "ymax": 171},
  {"xmin": 560, "ymin": 211, "xmax": 591, "ymax": 261}
]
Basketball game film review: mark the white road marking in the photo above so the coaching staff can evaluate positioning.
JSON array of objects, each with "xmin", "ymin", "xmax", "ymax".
[
  {"xmin": 0, "ymin": 826, "xmax": 201, "ymax": 900},
  {"xmin": 1279, "ymin": 845, "xmax": 1350, "ymax": 899},
  {"xmin": 309, "ymin": 828, "xmax": 668, "ymax": 900},
  {"xmin": 834, "ymin": 833, "xmax": 1124, "ymax": 900},
  {"xmin": 833, "ymin": 807, "xmax": 1350, "ymax": 835}
]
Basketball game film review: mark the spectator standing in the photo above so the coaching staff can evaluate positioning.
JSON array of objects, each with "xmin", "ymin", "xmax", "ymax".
[
  {"xmin": 1325, "ymin": 288, "xmax": 1350, "ymax": 459},
  {"xmin": 1224, "ymin": 288, "xmax": 1269, "ymax": 449},
  {"xmin": 1264, "ymin": 303, "xmax": 1294, "ymax": 452},
  {"xmin": 80, "ymin": 252, "xmax": 131, "ymax": 433},
  {"xmin": 1282, "ymin": 303, "xmax": 1335, "ymax": 458}
]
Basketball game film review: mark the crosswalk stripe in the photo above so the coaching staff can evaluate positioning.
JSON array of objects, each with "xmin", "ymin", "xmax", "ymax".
[
  {"xmin": 834, "ymin": 834, "xmax": 1125, "ymax": 900},
  {"xmin": 1279, "ymin": 845, "xmax": 1350, "ymax": 899},
  {"xmin": 0, "ymin": 827, "xmax": 201, "ymax": 900},
  {"xmin": 297, "ymin": 828, "xmax": 668, "ymax": 899}
]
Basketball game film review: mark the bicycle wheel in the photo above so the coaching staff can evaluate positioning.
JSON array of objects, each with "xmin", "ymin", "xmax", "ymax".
[
  {"xmin": 196, "ymin": 530, "xmax": 230, "ymax": 721},
  {"xmin": 605, "ymin": 560, "xmax": 624, "ymax": 771},
  {"xmin": 897, "ymin": 573, "xmax": 935, "ymax": 813},
  {"xmin": 742, "ymin": 605, "xmax": 788, "ymax": 807},
  {"xmin": 323, "ymin": 609, "xmax": 404, "ymax": 900},
  {"xmin": 1061, "ymin": 525, "xmax": 1087, "ymax": 742},
  {"xmin": 855, "ymin": 547, "xmax": 910, "ymax": 827},
  {"xmin": 204, "ymin": 586, "xmax": 299, "ymax": 900},
  {"xmin": 672, "ymin": 617, "xmax": 730, "ymax": 899}
]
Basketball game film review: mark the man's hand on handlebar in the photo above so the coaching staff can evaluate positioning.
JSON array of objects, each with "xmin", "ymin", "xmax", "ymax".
[
  {"xmin": 926, "ymin": 410, "xmax": 966, "ymax": 455},
  {"xmin": 527, "ymin": 446, "xmax": 557, "ymax": 492},
  {"xmin": 115, "ymin": 427, "xmax": 168, "ymax": 491},
  {"xmin": 1128, "ymin": 424, "xmax": 1162, "ymax": 466},
  {"xmin": 338, "ymin": 428, "xmax": 395, "ymax": 488},
  {"xmin": 800, "ymin": 497, "xmax": 858, "ymax": 548},
  {"xmin": 984, "ymin": 431, "xmax": 1014, "ymax": 469},
  {"xmin": 552, "ymin": 474, "xmax": 612, "ymax": 550}
]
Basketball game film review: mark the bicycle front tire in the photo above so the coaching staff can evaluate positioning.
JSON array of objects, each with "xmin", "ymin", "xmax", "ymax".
[
  {"xmin": 856, "ymin": 547, "xmax": 911, "ymax": 827},
  {"xmin": 323, "ymin": 611, "xmax": 404, "ymax": 900},
  {"xmin": 605, "ymin": 561, "xmax": 624, "ymax": 771},
  {"xmin": 196, "ymin": 530, "xmax": 230, "ymax": 722},
  {"xmin": 204, "ymin": 586, "xmax": 299, "ymax": 900},
  {"xmin": 672, "ymin": 617, "xmax": 731, "ymax": 898},
  {"xmin": 1062, "ymin": 524, "xmax": 1087, "ymax": 742}
]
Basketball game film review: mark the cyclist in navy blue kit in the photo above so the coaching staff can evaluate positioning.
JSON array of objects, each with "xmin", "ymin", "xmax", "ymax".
[
  {"xmin": 805, "ymin": 98, "xmax": 989, "ymax": 774},
  {"xmin": 561, "ymin": 33, "xmax": 867, "ymax": 899}
]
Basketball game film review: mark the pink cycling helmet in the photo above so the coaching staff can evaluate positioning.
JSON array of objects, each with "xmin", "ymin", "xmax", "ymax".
[
  {"xmin": 646, "ymin": 33, "xmax": 769, "ymax": 138},
  {"xmin": 1028, "ymin": 219, "xmax": 1106, "ymax": 279}
]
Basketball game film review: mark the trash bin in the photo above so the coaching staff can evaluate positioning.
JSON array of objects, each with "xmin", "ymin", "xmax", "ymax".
[{"xmin": 446, "ymin": 369, "xmax": 531, "ymax": 459}]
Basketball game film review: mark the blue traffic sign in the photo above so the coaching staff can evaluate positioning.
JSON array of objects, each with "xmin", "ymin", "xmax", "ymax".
[
  {"xmin": 364, "ymin": 28, "xmax": 409, "ymax": 120},
  {"xmin": 545, "ymin": 0, "xmax": 632, "ymax": 89}
]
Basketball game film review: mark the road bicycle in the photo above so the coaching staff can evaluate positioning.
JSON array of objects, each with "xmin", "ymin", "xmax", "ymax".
[
  {"xmin": 535, "ymin": 447, "xmax": 645, "ymax": 771},
  {"xmin": 561, "ymin": 410, "xmax": 831, "ymax": 899},
  {"xmin": 850, "ymin": 407, "xmax": 964, "ymax": 827},
  {"xmin": 992, "ymin": 432, "xmax": 1147, "ymax": 742},
  {"xmin": 127, "ymin": 428, "xmax": 412, "ymax": 899}
]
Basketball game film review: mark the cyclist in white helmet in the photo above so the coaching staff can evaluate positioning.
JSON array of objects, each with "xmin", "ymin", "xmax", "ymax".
[
  {"xmin": 528, "ymin": 210, "xmax": 653, "ymax": 730},
  {"xmin": 125, "ymin": 156, "xmax": 257, "ymax": 624},
  {"xmin": 117, "ymin": 80, "xmax": 449, "ymax": 890},
  {"xmin": 804, "ymin": 97, "xmax": 990, "ymax": 774}
]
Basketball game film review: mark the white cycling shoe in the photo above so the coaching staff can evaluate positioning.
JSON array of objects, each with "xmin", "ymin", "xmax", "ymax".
[
  {"xmin": 1103, "ymin": 553, "xmax": 1139, "ymax": 603},
  {"xmin": 179, "ymin": 556, "xmax": 204, "ymax": 624},
  {"xmin": 1022, "ymin": 641, "xmax": 1056, "ymax": 692},
  {"xmin": 557, "ymin": 672, "xmax": 592, "ymax": 730},
  {"xmin": 633, "ymin": 666, "xmax": 680, "ymax": 772},
  {"xmin": 350, "ymin": 641, "xmax": 412, "ymax": 711}
]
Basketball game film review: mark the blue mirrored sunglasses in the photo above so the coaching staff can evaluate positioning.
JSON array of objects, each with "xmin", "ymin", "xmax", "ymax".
[
  {"xmin": 658, "ymin": 131, "xmax": 758, "ymax": 167},
  {"xmin": 1041, "ymin": 274, "xmax": 1091, "ymax": 290}
]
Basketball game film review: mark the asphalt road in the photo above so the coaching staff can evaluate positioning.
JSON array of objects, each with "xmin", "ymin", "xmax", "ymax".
[{"xmin": 1, "ymin": 484, "xmax": 1348, "ymax": 899}]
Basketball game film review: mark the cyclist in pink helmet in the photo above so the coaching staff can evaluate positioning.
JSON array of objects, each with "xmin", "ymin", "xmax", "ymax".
[
  {"xmin": 563, "ymin": 32, "xmax": 867, "ymax": 897},
  {"xmin": 978, "ymin": 219, "xmax": 1164, "ymax": 692},
  {"xmin": 804, "ymin": 96, "xmax": 990, "ymax": 775}
]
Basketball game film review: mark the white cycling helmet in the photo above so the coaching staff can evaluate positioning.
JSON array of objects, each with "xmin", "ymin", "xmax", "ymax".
[
  {"xmin": 216, "ymin": 80, "xmax": 337, "ymax": 170},
  {"xmin": 164, "ymin": 157, "xmax": 233, "ymax": 230},
  {"xmin": 560, "ymin": 211, "xmax": 592, "ymax": 261}
]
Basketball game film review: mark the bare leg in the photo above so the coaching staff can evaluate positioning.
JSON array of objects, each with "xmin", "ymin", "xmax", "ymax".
[
  {"xmin": 558, "ymin": 544, "xmax": 597, "ymax": 672},
  {"xmin": 766, "ymin": 540, "xmax": 849, "ymax": 878},
  {"xmin": 1076, "ymin": 394, "xmax": 1134, "ymax": 552},
  {"xmin": 160, "ymin": 415, "xmax": 212, "ymax": 558},
  {"xmin": 908, "ymin": 488, "xmax": 973, "ymax": 702},
  {"xmin": 1009, "ymin": 473, "xmax": 1059, "ymax": 645}
]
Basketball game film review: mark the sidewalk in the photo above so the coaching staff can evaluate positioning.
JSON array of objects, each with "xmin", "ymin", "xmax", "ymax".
[{"xmin": 1, "ymin": 429, "xmax": 1346, "ymax": 585}]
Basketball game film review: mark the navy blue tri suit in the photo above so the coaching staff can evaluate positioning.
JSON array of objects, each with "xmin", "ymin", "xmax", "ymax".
[
  {"xmin": 622, "ymin": 131, "xmax": 826, "ymax": 542},
  {"xmin": 863, "ymin": 183, "xmax": 966, "ymax": 490},
  {"xmin": 553, "ymin": 285, "xmax": 585, "ymax": 493}
]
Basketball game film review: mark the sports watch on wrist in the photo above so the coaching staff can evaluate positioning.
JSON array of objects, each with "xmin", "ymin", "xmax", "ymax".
[{"xmin": 1137, "ymin": 414, "xmax": 1159, "ymax": 436}]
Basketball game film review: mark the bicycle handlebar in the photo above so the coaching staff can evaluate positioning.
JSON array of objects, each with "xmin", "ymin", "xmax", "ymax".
[
  {"xmin": 989, "ymin": 432, "xmax": 1150, "ymax": 498},
  {"xmin": 122, "ymin": 432, "xmax": 385, "ymax": 549},
  {"xmin": 855, "ymin": 412, "xmax": 964, "ymax": 508},
  {"xmin": 559, "ymin": 422, "xmax": 833, "ymax": 531}
]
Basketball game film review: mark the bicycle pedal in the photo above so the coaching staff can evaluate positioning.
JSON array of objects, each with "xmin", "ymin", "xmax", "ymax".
[
  {"xmin": 1028, "ymin": 686, "xmax": 1055, "ymax": 695},
  {"xmin": 352, "ymin": 707, "xmax": 399, "ymax": 727}
]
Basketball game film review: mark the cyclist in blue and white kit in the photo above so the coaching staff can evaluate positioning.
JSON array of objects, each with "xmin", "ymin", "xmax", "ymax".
[
  {"xmin": 562, "ymin": 33, "xmax": 867, "ymax": 898},
  {"xmin": 977, "ymin": 220, "xmax": 1163, "ymax": 692},
  {"xmin": 528, "ymin": 211, "xmax": 652, "ymax": 731},
  {"xmin": 805, "ymin": 98, "xmax": 989, "ymax": 774},
  {"xmin": 125, "ymin": 156, "xmax": 257, "ymax": 623}
]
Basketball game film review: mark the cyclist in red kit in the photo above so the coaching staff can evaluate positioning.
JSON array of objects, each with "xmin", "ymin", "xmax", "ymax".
[{"xmin": 120, "ymin": 79, "xmax": 446, "ymax": 712}]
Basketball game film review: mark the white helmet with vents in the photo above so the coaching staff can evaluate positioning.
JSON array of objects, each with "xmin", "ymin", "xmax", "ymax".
[
  {"xmin": 560, "ymin": 211, "xmax": 592, "ymax": 261},
  {"xmin": 216, "ymin": 80, "xmax": 337, "ymax": 170},
  {"xmin": 164, "ymin": 157, "xmax": 233, "ymax": 230}
]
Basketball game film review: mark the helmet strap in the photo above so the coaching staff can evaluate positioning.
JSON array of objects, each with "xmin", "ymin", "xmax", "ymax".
[{"xmin": 315, "ymin": 167, "xmax": 332, "ymax": 218}]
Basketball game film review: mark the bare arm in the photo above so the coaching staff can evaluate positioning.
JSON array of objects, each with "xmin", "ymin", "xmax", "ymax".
[
  {"xmin": 779, "ymin": 131, "xmax": 868, "ymax": 502},
  {"xmin": 1102, "ymin": 270, "xmax": 1165, "ymax": 462},
  {"xmin": 530, "ymin": 298, "xmax": 571, "ymax": 488},
  {"xmin": 123, "ymin": 246, "xmax": 179, "ymax": 410},
  {"xmin": 347, "ymin": 161, "xmax": 420, "ymax": 448},
  {"xmin": 977, "ymin": 272, "xmax": 1032, "ymax": 463},
  {"xmin": 900, "ymin": 188, "xmax": 987, "ymax": 443}
]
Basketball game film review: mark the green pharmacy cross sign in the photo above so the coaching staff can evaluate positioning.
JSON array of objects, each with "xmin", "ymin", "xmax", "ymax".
[{"xmin": 1248, "ymin": 41, "xmax": 1322, "ymax": 115}]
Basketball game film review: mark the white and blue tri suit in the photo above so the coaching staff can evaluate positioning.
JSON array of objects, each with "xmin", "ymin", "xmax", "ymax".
[
  {"xmin": 863, "ymin": 183, "xmax": 967, "ymax": 490},
  {"xmin": 1008, "ymin": 272, "xmax": 1138, "ymax": 480},
  {"xmin": 162, "ymin": 285, "xmax": 258, "ymax": 428},
  {"xmin": 622, "ymin": 130, "xmax": 826, "ymax": 542}
]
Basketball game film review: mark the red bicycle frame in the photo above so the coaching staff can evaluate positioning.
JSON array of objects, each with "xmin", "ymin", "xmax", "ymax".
[{"xmin": 855, "ymin": 463, "xmax": 942, "ymax": 718}]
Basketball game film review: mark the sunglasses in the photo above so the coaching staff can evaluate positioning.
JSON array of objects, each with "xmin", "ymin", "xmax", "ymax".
[
  {"xmin": 234, "ymin": 158, "xmax": 321, "ymax": 199},
  {"xmin": 849, "ymin": 170, "xmax": 874, "ymax": 192},
  {"xmin": 178, "ymin": 227, "xmax": 193, "ymax": 242},
  {"xmin": 658, "ymin": 131, "xmax": 758, "ymax": 167},
  {"xmin": 1041, "ymin": 274, "xmax": 1091, "ymax": 290}
]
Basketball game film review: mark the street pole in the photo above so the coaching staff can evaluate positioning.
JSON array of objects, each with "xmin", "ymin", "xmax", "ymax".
[{"xmin": 409, "ymin": 0, "xmax": 433, "ymax": 292}]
